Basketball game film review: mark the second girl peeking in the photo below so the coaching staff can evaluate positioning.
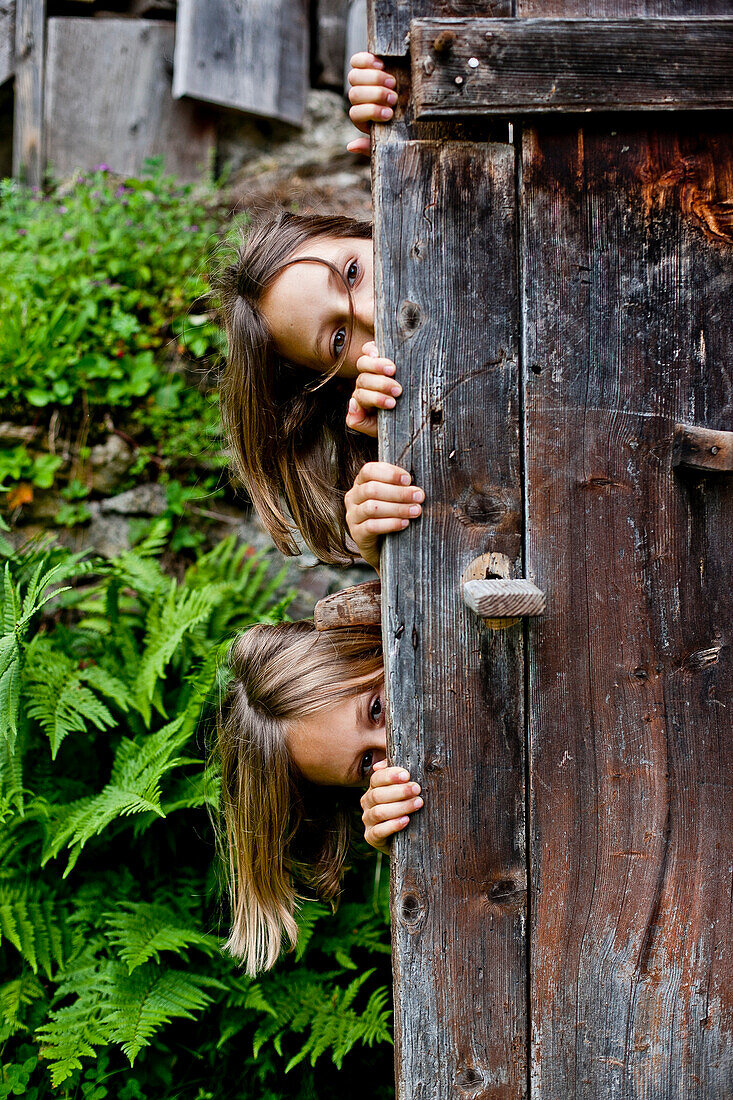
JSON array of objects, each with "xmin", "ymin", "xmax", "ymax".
[{"xmin": 213, "ymin": 54, "xmax": 418, "ymax": 570}]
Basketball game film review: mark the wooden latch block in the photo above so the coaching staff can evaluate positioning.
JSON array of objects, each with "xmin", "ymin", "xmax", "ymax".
[
  {"xmin": 672, "ymin": 424, "xmax": 733, "ymax": 474},
  {"xmin": 462, "ymin": 578, "xmax": 546, "ymax": 619},
  {"xmin": 411, "ymin": 18, "xmax": 733, "ymax": 117}
]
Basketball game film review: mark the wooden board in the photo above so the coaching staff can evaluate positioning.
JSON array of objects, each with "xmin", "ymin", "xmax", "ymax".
[
  {"xmin": 173, "ymin": 0, "xmax": 308, "ymax": 127},
  {"xmin": 44, "ymin": 18, "xmax": 215, "ymax": 183},
  {"xmin": 411, "ymin": 18, "xmax": 733, "ymax": 115},
  {"xmin": 0, "ymin": 1, "xmax": 14, "ymax": 86},
  {"xmin": 368, "ymin": 0, "xmax": 511, "ymax": 59},
  {"xmin": 519, "ymin": 1, "xmax": 733, "ymax": 1095},
  {"xmin": 12, "ymin": 0, "xmax": 43, "ymax": 186},
  {"xmin": 374, "ymin": 138, "xmax": 526, "ymax": 1100},
  {"xmin": 316, "ymin": 0, "xmax": 348, "ymax": 89}
]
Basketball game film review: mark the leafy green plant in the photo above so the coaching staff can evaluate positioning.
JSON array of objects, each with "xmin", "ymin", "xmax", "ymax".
[
  {"xmin": 0, "ymin": 165, "xmax": 222, "ymax": 417},
  {"xmin": 0, "ymin": 531, "xmax": 394, "ymax": 1098},
  {"xmin": 0, "ymin": 447, "xmax": 63, "ymax": 493}
]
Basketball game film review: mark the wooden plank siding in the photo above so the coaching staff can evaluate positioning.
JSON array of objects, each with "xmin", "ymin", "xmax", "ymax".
[
  {"xmin": 12, "ymin": 0, "xmax": 44, "ymax": 186},
  {"xmin": 369, "ymin": 0, "xmax": 512, "ymax": 58},
  {"xmin": 44, "ymin": 18, "xmax": 215, "ymax": 182},
  {"xmin": 518, "ymin": 0, "xmax": 733, "ymax": 1096},
  {"xmin": 0, "ymin": 1, "xmax": 14, "ymax": 87},
  {"xmin": 374, "ymin": 137, "xmax": 527, "ymax": 1100},
  {"xmin": 411, "ymin": 18, "xmax": 733, "ymax": 116},
  {"xmin": 173, "ymin": 0, "xmax": 309, "ymax": 126}
]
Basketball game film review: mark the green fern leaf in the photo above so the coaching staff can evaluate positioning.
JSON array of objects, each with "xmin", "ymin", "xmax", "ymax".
[
  {"xmin": 0, "ymin": 971, "xmax": 45, "ymax": 1040},
  {"xmin": 105, "ymin": 901, "xmax": 220, "ymax": 973},
  {"xmin": 102, "ymin": 961, "xmax": 224, "ymax": 1063},
  {"xmin": 24, "ymin": 646, "xmax": 118, "ymax": 758}
]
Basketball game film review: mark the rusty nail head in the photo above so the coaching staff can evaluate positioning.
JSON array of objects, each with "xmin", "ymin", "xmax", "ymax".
[
  {"xmin": 468, "ymin": 57, "xmax": 479, "ymax": 68},
  {"xmin": 711, "ymin": 445, "xmax": 719, "ymax": 454},
  {"xmin": 454, "ymin": 75, "xmax": 464, "ymax": 85},
  {"xmin": 485, "ymin": 31, "xmax": 493, "ymax": 40}
]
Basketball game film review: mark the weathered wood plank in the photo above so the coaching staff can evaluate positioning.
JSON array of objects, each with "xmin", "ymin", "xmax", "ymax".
[
  {"xmin": 44, "ymin": 18, "xmax": 215, "ymax": 183},
  {"xmin": 0, "ymin": 1, "xmax": 14, "ymax": 86},
  {"xmin": 12, "ymin": 0, "xmax": 43, "ymax": 186},
  {"xmin": 368, "ymin": 0, "xmax": 511, "ymax": 59},
  {"xmin": 520, "ymin": 5, "xmax": 733, "ymax": 1088},
  {"xmin": 672, "ymin": 424, "xmax": 733, "ymax": 473},
  {"xmin": 316, "ymin": 0, "xmax": 349, "ymax": 89},
  {"xmin": 412, "ymin": 18, "xmax": 733, "ymax": 116},
  {"xmin": 374, "ymin": 137, "xmax": 526, "ymax": 1100},
  {"xmin": 173, "ymin": 0, "xmax": 308, "ymax": 126},
  {"xmin": 314, "ymin": 581, "xmax": 382, "ymax": 630},
  {"xmin": 463, "ymin": 579, "xmax": 546, "ymax": 619}
]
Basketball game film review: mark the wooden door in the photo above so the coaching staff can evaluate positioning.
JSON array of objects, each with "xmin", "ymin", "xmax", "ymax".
[{"xmin": 370, "ymin": 2, "xmax": 733, "ymax": 1097}]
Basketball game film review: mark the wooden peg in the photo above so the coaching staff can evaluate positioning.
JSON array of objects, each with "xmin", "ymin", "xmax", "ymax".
[
  {"xmin": 463, "ymin": 578, "xmax": 546, "ymax": 619},
  {"xmin": 314, "ymin": 580, "xmax": 381, "ymax": 631},
  {"xmin": 672, "ymin": 424, "xmax": 733, "ymax": 474}
]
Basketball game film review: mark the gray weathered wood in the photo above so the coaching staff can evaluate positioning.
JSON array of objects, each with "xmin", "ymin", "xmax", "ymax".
[
  {"xmin": 463, "ymin": 578, "xmax": 546, "ymax": 618},
  {"xmin": 0, "ymin": 1, "xmax": 14, "ymax": 86},
  {"xmin": 374, "ymin": 137, "xmax": 526, "ymax": 1099},
  {"xmin": 173, "ymin": 0, "xmax": 308, "ymax": 127},
  {"xmin": 12, "ymin": 0, "xmax": 44, "ymax": 186},
  {"xmin": 345, "ymin": 0, "xmax": 368, "ymax": 96},
  {"xmin": 672, "ymin": 423, "xmax": 733, "ymax": 473},
  {"xmin": 314, "ymin": 581, "xmax": 382, "ymax": 630},
  {"xmin": 368, "ymin": 0, "xmax": 512, "ymax": 59},
  {"xmin": 44, "ymin": 18, "xmax": 215, "ymax": 183},
  {"xmin": 316, "ymin": 0, "xmax": 349, "ymax": 89},
  {"xmin": 412, "ymin": 17, "xmax": 733, "ymax": 116},
  {"xmin": 520, "ymin": 0, "xmax": 733, "ymax": 1095}
]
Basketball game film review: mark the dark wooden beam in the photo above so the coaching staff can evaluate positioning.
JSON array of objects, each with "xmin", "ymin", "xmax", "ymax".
[
  {"xmin": 369, "ymin": 0, "xmax": 512, "ymax": 60},
  {"xmin": 374, "ymin": 136, "xmax": 526, "ymax": 1099},
  {"xmin": 12, "ymin": 0, "xmax": 45, "ymax": 186},
  {"xmin": 672, "ymin": 424, "xmax": 733, "ymax": 473},
  {"xmin": 412, "ymin": 18, "xmax": 733, "ymax": 116}
]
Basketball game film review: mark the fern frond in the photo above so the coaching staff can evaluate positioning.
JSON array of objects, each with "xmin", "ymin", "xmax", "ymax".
[
  {"xmin": 0, "ymin": 971, "xmax": 45, "ymax": 1040},
  {"xmin": 101, "ymin": 961, "xmax": 224, "ymax": 1063},
  {"xmin": 36, "ymin": 956, "xmax": 112, "ymax": 1087},
  {"xmin": 105, "ymin": 901, "xmax": 220, "ymax": 973},
  {"xmin": 41, "ymin": 717, "xmax": 189, "ymax": 874},
  {"xmin": 0, "ymin": 883, "xmax": 73, "ymax": 977},
  {"xmin": 135, "ymin": 582, "xmax": 222, "ymax": 725}
]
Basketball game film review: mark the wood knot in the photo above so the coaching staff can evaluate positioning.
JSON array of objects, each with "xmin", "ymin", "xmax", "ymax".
[
  {"xmin": 397, "ymin": 299, "xmax": 423, "ymax": 337},
  {"xmin": 432, "ymin": 29, "xmax": 456, "ymax": 55},
  {"xmin": 456, "ymin": 1066, "xmax": 484, "ymax": 1092},
  {"xmin": 398, "ymin": 889, "xmax": 427, "ymax": 933},
  {"xmin": 454, "ymin": 487, "xmax": 509, "ymax": 527},
  {"xmin": 430, "ymin": 407, "xmax": 443, "ymax": 428}
]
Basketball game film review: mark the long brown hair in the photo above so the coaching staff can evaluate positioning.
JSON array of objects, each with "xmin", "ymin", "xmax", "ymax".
[
  {"xmin": 216, "ymin": 619, "xmax": 383, "ymax": 976},
  {"xmin": 213, "ymin": 211, "xmax": 376, "ymax": 565}
]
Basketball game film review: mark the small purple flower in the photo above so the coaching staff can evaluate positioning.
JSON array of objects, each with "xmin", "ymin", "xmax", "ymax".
[
  {"xmin": 115, "ymin": 184, "xmax": 130, "ymax": 198},
  {"xmin": 187, "ymin": 225, "xmax": 200, "ymax": 232},
  {"xmin": 17, "ymin": 228, "xmax": 27, "ymax": 236},
  {"xmin": 94, "ymin": 163, "xmax": 110, "ymax": 173},
  {"xmin": 62, "ymin": 231, "xmax": 74, "ymax": 241},
  {"xmin": 58, "ymin": 205, "xmax": 68, "ymax": 214},
  {"xmin": 31, "ymin": 186, "xmax": 40, "ymax": 193}
]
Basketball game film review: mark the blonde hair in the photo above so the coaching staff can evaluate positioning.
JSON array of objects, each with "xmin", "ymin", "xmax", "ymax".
[
  {"xmin": 216, "ymin": 620, "xmax": 383, "ymax": 976},
  {"xmin": 213, "ymin": 211, "xmax": 376, "ymax": 566}
]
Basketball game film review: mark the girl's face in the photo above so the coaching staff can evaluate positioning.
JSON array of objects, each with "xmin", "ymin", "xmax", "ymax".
[
  {"xmin": 288, "ymin": 679, "xmax": 386, "ymax": 788},
  {"xmin": 259, "ymin": 236, "xmax": 374, "ymax": 379}
]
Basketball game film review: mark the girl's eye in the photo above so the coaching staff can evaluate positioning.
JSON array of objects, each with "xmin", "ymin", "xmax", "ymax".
[
  {"xmin": 369, "ymin": 695, "xmax": 383, "ymax": 723},
  {"xmin": 346, "ymin": 260, "xmax": 359, "ymax": 286},
  {"xmin": 332, "ymin": 327, "xmax": 347, "ymax": 358},
  {"xmin": 360, "ymin": 750, "xmax": 374, "ymax": 779}
]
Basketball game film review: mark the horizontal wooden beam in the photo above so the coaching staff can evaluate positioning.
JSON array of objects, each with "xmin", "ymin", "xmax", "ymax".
[
  {"xmin": 411, "ymin": 18, "xmax": 733, "ymax": 116},
  {"xmin": 672, "ymin": 424, "xmax": 733, "ymax": 474},
  {"xmin": 314, "ymin": 581, "xmax": 382, "ymax": 630},
  {"xmin": 463, "ymin": 578, "xmax": 546, "ymax": 618}
]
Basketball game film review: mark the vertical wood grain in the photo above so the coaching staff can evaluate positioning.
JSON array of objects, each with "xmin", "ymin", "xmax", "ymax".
[
  {"xmin": 173, "ymin": 0, "xmax": 308, "ymax": 127},
  {"xmin": 373, "ymin": 137, "xmax": 526, "ymax": 1100},
  {"xmin": 519, "ymin": 1, "xmax": 733, "ymax": 1096},
  {"xmin": 0, "ymin": 1, "xmax": 15, "ymax": 87},
  {"xmin": 12, "ymin": 0, "xmax": 44, "ymax": 186},
  {"xmin": 368, "ymin": 0, "xmax": 511, "ymax": 58}
]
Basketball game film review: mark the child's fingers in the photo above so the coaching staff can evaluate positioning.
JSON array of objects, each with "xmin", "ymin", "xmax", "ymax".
[
  {"xmin": 354, "ymin": 372, "xmax": 402, "ymax": 399},
  {"xmin": 349, "ymin": 103, "xmax": 394, "ymax": 130},
  {"xmin": 347, "ymin": 479, "xmax": 424, "ymax": 508},
  {"xmin": 347, "ymin": 136, "xmax": 371, "ymax": 157},
  {"xmin": 349, "ymin": 52, "xmax": 385, "ymax": 71},
  {"xmin": 356, "ymin": 354, "xmax": 396, "ymax": 376},
  {"xmin": 346, "ymin": 400, "xmax": 377, "ymax": 438},
  {"xmin": 348, "ymin": 85, "xmax": 397, "ymax": 108},
  {"xmin": 364, "ymin": 796, "xmax": 423, "ymax": 826},
  {"xmin": 352, "ymin": 516, "xmax": 412, "ymax": 536},
  {"xmin": 369, "ymin": 764, "xmax": 411, "ymax": 785},
  {"xmin": 367, "ymin": 781, "xmax": 421, "ymax": 806},
  {"xmin": 353, "ymin": 461, "xmax": 413, "ymax": 487}
]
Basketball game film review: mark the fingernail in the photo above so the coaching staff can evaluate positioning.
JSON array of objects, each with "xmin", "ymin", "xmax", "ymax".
[
  {"xmin": 400, "ymin": 474, "xmax": 410, "ymax": 485},
  {"xmin": 411, "ymin": 783, "xmax": 421, "ymax": 794},
  {"xmin": 349, "ymin": 398, "xmax": 357, "ymax": 412},
  {"xmin": 412, "ymin": 489, "xmax": 423, "ymax": 502},
  {"xmin": 384, "ymin": 363, "xmax": 395, "ymax": 374},
  {"xmin": 400, "ymin": 519, "xmax": 409, "ymax": 528},
  {"xmin": 384, "ymin": 397, "xmax": 396, "ymax": 408},
  {"xmin": 409, "ymin": 505, "xmax": 421, "ymax": 517},
  {"xmin": 374, "ymin": 60, "xmax": 384, "ymax": 69},
  {"xmin": 400, "ymin": 817, "xmax": 410, "ymax": 825},
  {"xmin": 387, "ymin": 92, "xmax": 397, "ymax": 105},
  {"xmin": 414, "ymin": 797, "xmax": 423, "ymax": 808},
  {"xmin": 385, "ymin": 76, "xmax": 396, "ymax": 88},
  {"xmin": 380, "ymin": 108, "xmax": 393, "ymax": 119},
  {"xmin": 391, "ymin": 385, "xmax": 401, "ymax": 396},
  {"xmin": 398, "ymin": 770, "xmax": 409, "ymax": 781}
]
